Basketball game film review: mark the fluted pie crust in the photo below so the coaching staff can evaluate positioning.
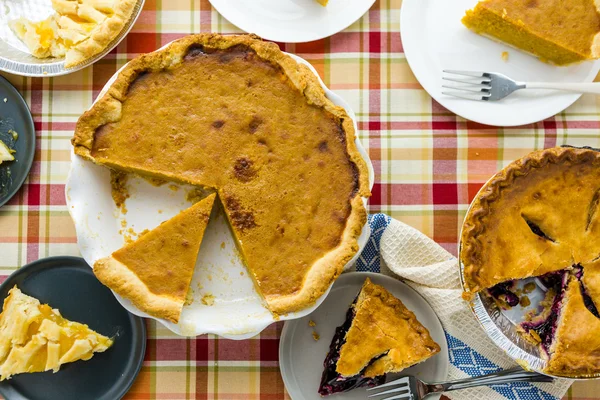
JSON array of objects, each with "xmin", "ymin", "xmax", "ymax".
[
  {"xmin": 461, "ymin": 146, "xmax": 600, "ymax": 296},
  {"xmin": 460, "ymin": 146, "xmax": 600, "ymax": 377},
  {"xmin": 72, "ymin": 34, "xmax": 370, "ymax": 316}
]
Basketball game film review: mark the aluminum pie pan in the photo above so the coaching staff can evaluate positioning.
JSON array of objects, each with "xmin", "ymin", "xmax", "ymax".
[
  {"xmin": 458, "ymin": 161, "xmax": 600, "ymax": 380},
  {"xmin": 66, "ymin": 40, "xmax": 375, "ymax": 339},
  {"xmin": 0, "ymin": 0, "xmax": 145, "ymax": 77}
]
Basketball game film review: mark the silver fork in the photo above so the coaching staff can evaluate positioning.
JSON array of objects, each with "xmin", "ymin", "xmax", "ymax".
[
  {"xmin": 442, "ymin": 70, "xmax": 600, "ymax": 101},
  {"xmin": 366, "ymin": 367, "xmax": 554, "ymax": 400}
]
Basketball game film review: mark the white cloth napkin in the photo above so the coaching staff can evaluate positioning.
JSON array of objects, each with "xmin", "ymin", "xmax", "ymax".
[{"xmin": 349, "ymin": 214, "xmax": 572, "ymax": 400}]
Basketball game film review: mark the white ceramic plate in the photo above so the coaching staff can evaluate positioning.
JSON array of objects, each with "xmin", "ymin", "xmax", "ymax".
[
  {"xmin": 279, "ymin": 272, "xmax": 449, "ymax": 400},
  {"xmin": 209, "ymin": 0, "xmax": 376, "ymax": 43},
  {"xmin": 0, "ymin": 0, "xmax": 144, "ymax": 77},
  {"xmin": 401, "ymin": 0, "xmax": 600, "ymax": 127},
  {"xmin": 66, "ymin": 50, "xmax": 375, "ymax": 339}
]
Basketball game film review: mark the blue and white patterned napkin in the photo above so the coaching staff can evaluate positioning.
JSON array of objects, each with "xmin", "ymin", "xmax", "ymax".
[{"xmin": 349, "ymin": 214, "xmax": 572, "ymax": 400}]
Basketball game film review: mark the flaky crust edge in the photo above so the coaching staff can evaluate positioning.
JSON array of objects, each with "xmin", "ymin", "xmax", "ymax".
[
  {"xmin": 94, "ymin": 256, "xmax": 183, "ymax": 323},
  {"xmin": 460, "ymin": 146, "xmax": 600, "ymax": 298},
  {"xmin": 65, "ymin": 0, "xmax": 138, "ymax": 68},
  {"xmin": 337, "ymin": 278, "xmax": 440, "ymax": 377},
  {"xmin": 73, "ymin": 33, "xmax": 371, "ymax": 315}
]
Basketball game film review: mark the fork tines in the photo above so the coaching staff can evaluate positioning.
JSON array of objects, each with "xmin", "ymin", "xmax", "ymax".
[
  {"xmin": 442, "ymin": 70, "xmax": 492, "ymax": 101},
  {"xmin": 366, "ymin": 376, "xmax": 413, "ymax": 400}
]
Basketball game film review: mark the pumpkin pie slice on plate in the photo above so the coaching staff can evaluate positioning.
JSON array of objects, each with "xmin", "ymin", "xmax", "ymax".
[
  {"xmin": 94, "ymin": 193, "xmax": 215, "ymax": 324},
  {"xmin": 462, "ymin": 0, "xmax": 600, "ymax": 65},
  {"xmin": 72, "ymin": 34, "xmax": 370, "ymax": 316},
  {"xmin": 0, "ymin": 286, "xmax": 113, "ymax": 380},
  {"xmin": 318, "ymin": 278, "xmax": 440, "ymax": 395}
]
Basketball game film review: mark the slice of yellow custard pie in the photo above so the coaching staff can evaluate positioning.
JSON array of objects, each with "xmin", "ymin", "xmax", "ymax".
[
  {"xmin": 462, "ymin": 0, "xmax": 600, "ymax": 65},
  {"xmin": 0, "ymin": 287, "xmax": 113, "ymax": 380}
]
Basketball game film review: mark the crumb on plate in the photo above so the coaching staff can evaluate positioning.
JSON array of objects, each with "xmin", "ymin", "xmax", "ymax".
[{"xmin": 201, "ymin": 293, "xmax": 215, "ymax": 306}]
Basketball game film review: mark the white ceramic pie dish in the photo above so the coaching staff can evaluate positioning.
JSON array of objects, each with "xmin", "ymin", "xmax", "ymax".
[
  {"xmin": 65, "ymin": 45, "xmax": 375, "ymax": 339},
  {"xmin": 0, "ymin": 0, "xmax": 145, "ymax": 77},
  {"xmin": 458, "ymin": 153, "xmax": 600, "ymax": 379}
]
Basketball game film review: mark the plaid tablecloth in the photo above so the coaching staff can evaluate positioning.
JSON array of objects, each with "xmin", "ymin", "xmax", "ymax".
[{"xmin": 1, "ymin": 0, "xmax": 599, "ymax": 398}]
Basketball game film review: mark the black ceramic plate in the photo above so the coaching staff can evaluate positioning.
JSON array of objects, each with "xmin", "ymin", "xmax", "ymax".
[
  {"xmin": 0, "ymin": 256, "xmax": 146, "ymax": 400},
  {"xmin": 0, "ymin": 75, "xmax": 35, "ymax": 207}
]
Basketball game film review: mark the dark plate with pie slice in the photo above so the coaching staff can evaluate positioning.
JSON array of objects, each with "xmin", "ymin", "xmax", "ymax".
[
  {"xmin": 0, "ymin": 75, "xmax": 35, "ymax": 208},
  {"xmin": 279, "ymin": 272, "xmax": 449, "ymax": 400},
  {"xmin": 0, "ymin": 256, "xmax": 146, "ymax": 400}
]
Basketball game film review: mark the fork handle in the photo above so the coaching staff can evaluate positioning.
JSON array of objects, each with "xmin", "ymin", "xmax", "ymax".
[
  {"xmin": 425, "ymin": 367, "xmax": 554, "ymax": 394},
  {"xmin": 526, "ymin": 82, "xmax": 600, "ymax": 94}
]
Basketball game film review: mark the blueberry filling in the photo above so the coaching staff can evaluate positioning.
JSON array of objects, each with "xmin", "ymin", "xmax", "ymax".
[
  {"xmin": 487, "ymin": 281, "xmax": 519, "ymax": 308},
  {"xmin": 318, "ymin": 299, "xmax": 386, "ymax": 396}
]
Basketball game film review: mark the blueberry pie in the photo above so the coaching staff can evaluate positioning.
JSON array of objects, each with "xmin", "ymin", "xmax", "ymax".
[
  {"xmin": 318, "ymin": 278, "xmax": 440, "ymax": 395},
  {"xmin": 460, "ymin": 146, "xmax": 600, "ymax": 376}
]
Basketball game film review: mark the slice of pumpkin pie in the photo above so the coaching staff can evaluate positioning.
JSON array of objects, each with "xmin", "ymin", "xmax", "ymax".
[
  {"xmin": 94, "ymin": 193, "xmax": 215, "ymax": 323},
  {"xmin": 462, "ymin": 0, "xmax": 600, "ymax": 65},
  {"xmin": 0, "ymin": 287, "xmax": 113, "ymax": 380}
]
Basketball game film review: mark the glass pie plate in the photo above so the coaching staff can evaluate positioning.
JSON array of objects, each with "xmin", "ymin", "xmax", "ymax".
[
  {"xmin": 458, "ymin": 170, "xmax": 600, "ymax": 379},
  {"xmin": 0, "ymin": 0, "xmax": 145, "ymax": 77},
  {"xmin": 65, "ymin": 44, "xmax": 375, "ymax": 339}
]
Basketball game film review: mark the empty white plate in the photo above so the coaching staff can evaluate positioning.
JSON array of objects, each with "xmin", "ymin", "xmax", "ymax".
[
  {"xmin": 209, "ymin": 0, "xmax": 376, "ymax": 43},
  {"xmin": 279, "ymin": 272, "xmax": 449, "ymax": 400},
  {"xmin": 401, "ymin": 0, "xmax": 600, "ymax": 126}
]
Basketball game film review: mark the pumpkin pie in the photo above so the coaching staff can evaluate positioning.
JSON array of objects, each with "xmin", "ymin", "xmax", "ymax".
[
  {"xmin": 462, "ymin": 0, "xmax": 600, "ymax": 65},
  {"xmin": 318, "ymin": 278, "xmax": 440, "ymax": 395},
  {"xmin": 10, "ymin": 0, "xmax": 137, "ymax": 67},
  {"xmin": 0, "ymin": 287, "xmax": 113, "ymax": 380},
  {"xmin": 72, "ymin": 34, "xmax": 370, "ymax": 316},
  {"xmin": 94, "ymin": 193, "xmax": 215, "ymax": 323},
  {"xmin": 461, "ymin": 146, "xmax": 600, "ymax": 376}
]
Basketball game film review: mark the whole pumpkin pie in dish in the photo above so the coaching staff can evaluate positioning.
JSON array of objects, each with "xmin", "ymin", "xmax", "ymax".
[
  {"xmin": 94, "ymin": 193, "xmax": 215, "ymax": 324},
  {"xmin": 72, "ymin": 34, "xmax": 370, "ymax": 316},
  {"xmin": 462, "ymin": 0, "xmax": 600, "ymax": 65},
  {"xmin": 318, "ymin": 278, "xmax": 440, "ymax": 395},
  {"xmin": 0, "ymin": 287, "xmax": 113, "ymax": 380},
  {"xmin": 460, "ymin": 146, "xmax": 600, "ymax": 376}
]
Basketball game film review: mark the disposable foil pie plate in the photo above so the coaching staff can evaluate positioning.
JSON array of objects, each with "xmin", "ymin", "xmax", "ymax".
[
  {"xmin": 0, "ymin": 0, "xmax": 145, "ymax": 77},
  {"xmin": 65, "ymin": 44, "xmax": 375, "ymax": 339},
  {"xmin": 458, "ymin": 147, "xmax": 600, "ymax": 379}
]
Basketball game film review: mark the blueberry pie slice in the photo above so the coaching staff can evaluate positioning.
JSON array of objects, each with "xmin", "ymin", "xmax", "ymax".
[
  {"xmin": 524, "ymin": 276, "xmax": 600, "ymax": 377},
  {"xmin": 318, "ymin": 278, "xmax": 440, "ymax": 396}
]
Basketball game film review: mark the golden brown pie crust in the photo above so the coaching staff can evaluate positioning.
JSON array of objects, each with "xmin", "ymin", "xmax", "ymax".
[
  {"xmin": 461, "ymin": 147, "xmax": 600, "ymax": 298},
  {"xmin": 94, "ymin": 194, "xmax": 215, "ymax": 323},
  {"xmin": 336, "ymin": 278, "xmax": 440, "ymax": 378},
  {"xmin": 546, "ymin": 279, "xmax": 600, "ymax": 377},
  {"xmin": 72, "ymin": 34, "xmax": 370, "ymax": 315},
  {"xmin": 66, "ymin": 0, "xmax": 138, "ymax": 67}
]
